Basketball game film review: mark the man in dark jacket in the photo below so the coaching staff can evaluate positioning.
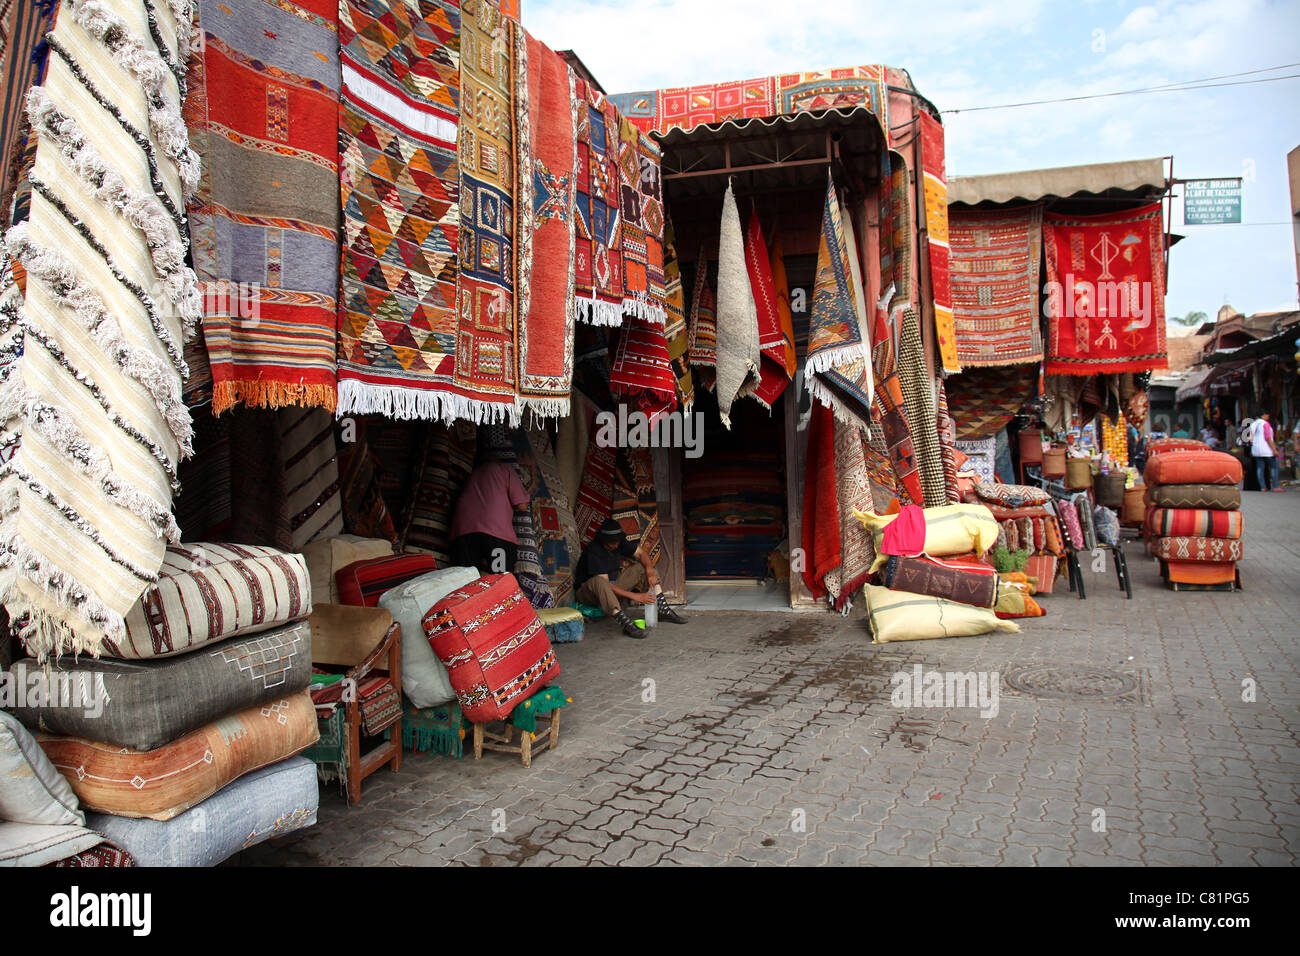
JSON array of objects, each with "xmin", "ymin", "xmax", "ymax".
[{"xmin": 575, "ymin": 518, "xmax": 687, "ymax": 638}]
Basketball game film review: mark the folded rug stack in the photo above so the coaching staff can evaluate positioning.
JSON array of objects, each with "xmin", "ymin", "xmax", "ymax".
[
  {"xmin": 9, "ymin": 544, "xmax": 321, "ymax": 865},
  {"xmin": 853, "ymin": 504, "xmax": 1019, "ymax": 643},
  {"xmin": 963, "ymin": 481, "xmax": 1068, "ymax": 595},
  {"xmin": 1142, "ymin": 449, "xmax": 1244, "ymax": 589},
  {"xmin": 684, "ymin": 448, "xmax": 785, "ymax": 579}
]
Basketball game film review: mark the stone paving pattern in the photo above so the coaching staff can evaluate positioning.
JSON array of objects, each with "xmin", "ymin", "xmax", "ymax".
[{"xmin": 239, "ymin": 494, "xmax": 1299, "ymax": 866}]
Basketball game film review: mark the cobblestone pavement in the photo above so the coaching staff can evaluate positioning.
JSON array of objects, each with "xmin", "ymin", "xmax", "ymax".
[{"xmin": 240, "ymin": 493, "xmax": 1299, "ymax": 866}]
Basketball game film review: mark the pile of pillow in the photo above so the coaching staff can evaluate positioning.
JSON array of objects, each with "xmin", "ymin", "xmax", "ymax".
[{"xmin": 1143, "ymin": 448, "xmax": 1244, "ymax": 588}]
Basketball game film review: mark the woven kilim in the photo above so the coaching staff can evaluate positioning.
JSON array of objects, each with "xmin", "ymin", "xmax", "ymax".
[
  {"xmin": 186, "ymin": 0, "xmax": 340, "ymax": 415},
  {"xmin": 917, "ymin": 111, "xmax": 958, "ymax": 373},
  {"xmin": 946, "ymin": 364, "xmax": 1036, "ymax": 439},
  {"xmin": 573, "ymin": 78, "xmax": 624, "ymax": 326},
  {"xmin": 618, "ymin": 115, "xmax": 666, "ymax": 324},
  {"xmin": 936, "ymin": 376, "xmax": 961, "ymax": 503},
  {"xmin": 516, "ymin": 30, "xmax": 576, "ymax": 418},
  {"xmin": 1043, "ymin": 202, "xmax": 1168, "ymax": 376},
  {"xmin": 512, "ymin": 506, "xmax": 555, "ymax": 609},
  {"xmin": 1152, "ymin": 535, "xmax": 1243, "ymax": 563},
  {"xmin": 663, "ymin": 222, "xmax": 693, "ymax": 410},
  {"xmin": 610, "ymin": 316, "xmax": 676, "ymax": 405},
  {"xmin": 949, "ymin": 205, "xmax": 1044, "ymax": 367},
  {"xmin": 336, "ymin": 0, "xmax": 467, "ymax": 420},
  {"xmin": 745, "ymin": 205, "xmax": 791, "ymax": 409},
  {"xmin": 611, "ymin": 445, "xmax": 661, "ymax": 567},
  {"xmin": 573, "ymin": 432, "xmax": 615, "ymax": 548},
  {"xmin": 899, "ymin": 309, "xmax": 947, "ymax": 508},
  {"xmin": 714, "ymin": 180, "xmax": 759, "ymax": 428},
  {"xmin": 50, "ymin": 841, "xmax": 136, "ymax": 868},
  {"xmin": 873, "ymin": 373, "xmax": 924, "ymax": 506},
  {"xmin": 800, "ymin": 400, "xmax": 838, "ymax": 602},
  {"xmin": 807, "ymin": 175, "xmax": 870, "ymax": 419},
  {"xmin": 523, "ymin": 425, "xmax": 579, "ymax": 605},
  {"xmin": 0, "ymin": 0, "xmax": 52, "ymax": 219},
  {"xmin": 0, "ymin": 0, "xmax": 201, "ymax": 659},
  {"xmin": 403, "ymin": 420, "xmax": 477, "ymax": 559},
  {"xmin": 824, "ymin": 415, "xmax": 875, "ymax": 612},
  {"xmin": 687, "ymin": 245, "xmax": 717, "ymax": 389}
]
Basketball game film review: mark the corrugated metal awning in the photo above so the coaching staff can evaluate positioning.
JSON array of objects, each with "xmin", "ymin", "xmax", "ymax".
[{"xmin": 948, "ymin": 157, "xmax": 1167, "ymax": 206}]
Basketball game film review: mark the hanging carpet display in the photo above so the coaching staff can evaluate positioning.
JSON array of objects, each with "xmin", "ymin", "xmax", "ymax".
[
  {"xmin": 572, "ymin": 78, "xmax": 624, "ymax": 327},
  {"xmin": 617, "ymin": 116, "xmax": 666, "ymax": 325},
  {"xmin": 743, "ymin": 204, "xmax": 790, "ymax": 409},
  {"xmin": 917, "ymin": 111, "xmax": 959, "ymax": 373},
  {"xmin": 949, "ymin": 205, "xmax": 1044, "ymax": 367},
  {"xmin": 663, "ymin": 222, "xmax": 694, "ymax": 411},
  {"xmin": 610, "ymin": 316, "xmax": 676, "ymax": 408},
  {"xmin": 945, "ymin": 364, "xmax": 1036, "ymax": 439},
  {"xmin": 187, "ymin": 0, "xmax": 341, "ymax": 415},
  {"xmin": 687, "ymin": 245, "xmax": 717, "ymax": 389},
  {"xmin": 1043, "ymin": 201, "xmax": 1168, "ymax": 376},
  {"xmin": 0, "ymin": 0, "xmax": 201, "ymax": 659},
  {"xmin": 713, "ymin": 180, "xmax": 760, "ymax": 428}
]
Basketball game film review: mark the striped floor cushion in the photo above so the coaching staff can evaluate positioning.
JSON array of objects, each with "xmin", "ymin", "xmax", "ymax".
[
  {"xmin": 1145, "ymin": 450, "xmax": 1243, "ymax": 486},
  {"xmin": 1147, "ymin": 508, "xmax": 1243, "ymax": 540},
  {"xmin": 39, "ymin": 691, "xmax": 319, "ymax": 821},
  {"xmin": 1152, "ymin": 536, "xmax": 1244, "ymax": 563},
  {"xmin": 1149, "ymin": 484, "xmax": 1241, "ymax": 510},
  {"xmin": 109, "ymin": 545, "xmax": 311, "ymax": 660},
  {"xmin": 9, "ymin": 621, "xmax": 311, "ymax": 752},
  {"xmin": 336, "ymin": 554, "xmax": 439, "ymax": 608},
  {"xmin": 422, "ymin": 574, "xmax": 560, "ymax": 723},
  {"xmin": 1163, "ymin": 560, "xmax": 1237, "ymax": 586}
]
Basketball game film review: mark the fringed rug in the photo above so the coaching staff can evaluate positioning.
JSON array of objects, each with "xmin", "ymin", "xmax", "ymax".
[
  {"xmin": 800, "ymin": 401, "xmax": 839, "ymax": 603},
  {"xmin": 186, "ymin": 0, "xmax": 340, "ymax": 415},
  {"xmin": 617, "ymin": 116, "xmax": 666, "ymax": 325},
  {"xmin": 806, "ymin": 175, "xmax": 870, "ymax": 420},
  {"xmin": 687, "ymin": 246, "xmax": 717, "ymax": 391},
  {"xmin": 714, "ymin": 180, "xmax": 759, "ymax": 428},
  {"xmin": 1043, "ymin": 202, "xmax": 1168, "ymax": 376},
  {"xmin": 946, "ymin": 364, "xmax": 1036, "ymax": 439},
  {"xmin": 745, "ymin": 205, "xmax": 791, "ymax": 409},
  {"xmin": 336, "ymin": 0, "xmax": 466, "ymax": 421},
  {"xmin": 950, "ymin": 205, "xmax": 1044, "ymax": 367},
  {"xmin": 516, "ymin": 30, "xmax": 576, "ymax": 419},
  {"xmin": 573, "ymin": 79, "xmax": 625, "ymax": 327},
  {"xmin": 610, "ymin": 317, "xmax": 676, "ymax": 408},
  {"xmin": 1, "ymin": 0, "xmax": 200, "ymax": 659},
  {"xmin": 917, "ymin": 111, "xmax": 959, "ymax": 373}
]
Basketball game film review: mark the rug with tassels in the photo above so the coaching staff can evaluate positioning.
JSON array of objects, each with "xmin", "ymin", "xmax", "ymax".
[{"xmin": 0, "ymin": 0, "xmax": 200, "ymax": 659}]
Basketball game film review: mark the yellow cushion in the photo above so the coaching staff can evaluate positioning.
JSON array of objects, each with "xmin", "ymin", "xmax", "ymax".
[
  {"xmin": 854, "ymin": 504, "xmax": 1000, "ymax": 574},
  {"xmin": 863, "ymin": 584, "xmax": 1019, "ymax": 644}
]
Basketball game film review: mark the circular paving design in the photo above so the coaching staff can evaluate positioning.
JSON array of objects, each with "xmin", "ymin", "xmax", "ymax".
[{"xmin": 1003, "ymin": 663, "xmax": 1140, "ymax": 701}]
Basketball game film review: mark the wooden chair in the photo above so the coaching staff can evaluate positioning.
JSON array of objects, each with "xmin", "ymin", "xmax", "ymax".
[{"xmin": 307, "ymin": 604, "xmax": 403, "ymax": 805}]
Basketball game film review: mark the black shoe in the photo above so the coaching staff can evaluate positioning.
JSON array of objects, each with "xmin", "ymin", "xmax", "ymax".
[
  {"xmin": 656, "ymin": 594, "xmax": 688, "ymax": 624},
  {"xmin": 615, "ymin": 609, "xmax": 646, "ymax": 639}
]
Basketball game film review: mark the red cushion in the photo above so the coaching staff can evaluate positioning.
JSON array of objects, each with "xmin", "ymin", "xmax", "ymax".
[
  {"xmin": 1146, "ymin": 437, "xmax": 1208, "ymax": 457},
  {"xmin": 336, "ymin": 554, "xmax": 438, "ymax": 607},
  {"xmin": 421, "ymin": 573, "xmax": 560, "ymax": 723},
  {"xmin": 1144, "ymin": 450, "xmax": 1243, "ymax": 487}
]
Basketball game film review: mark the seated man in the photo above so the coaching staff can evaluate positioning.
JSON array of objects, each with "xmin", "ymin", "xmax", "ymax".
[
  {"xmin": 449, "ymin": 460, "xmax": 530, "ymax": 575},
  {"xmin": 575, "ymin": 518, "xmax": 686, "ymax": 638}
]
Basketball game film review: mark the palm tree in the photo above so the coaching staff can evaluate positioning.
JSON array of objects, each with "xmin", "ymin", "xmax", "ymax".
[{"xmin": 1169, "ymin": 310, "xmax": 1208, "ymax": 327}]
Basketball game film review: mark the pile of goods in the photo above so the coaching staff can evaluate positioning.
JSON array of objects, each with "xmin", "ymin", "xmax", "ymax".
[
  {"xmin": 8, "ymin": 545, "xmax": 320, "ymax": 866},
  {"xmin": 854, "ymin": 503, "xmax": 1034, "ymax": 643},
  {"xmin": 963, "ymin": 481, "xmax": 1069, "ymax": 595},
  {"xmin": 684, "ymin": 449, "xmax": 786, "ymax": 579},
  {"xmin": 1142, "ymin": 442, "xmax": 1244, "ymax": 590}
]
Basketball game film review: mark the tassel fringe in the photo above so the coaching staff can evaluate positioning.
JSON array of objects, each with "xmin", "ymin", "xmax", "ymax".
[{"xmin": 336, "ymin": 378, "xmax": 521, "ymax": 427}]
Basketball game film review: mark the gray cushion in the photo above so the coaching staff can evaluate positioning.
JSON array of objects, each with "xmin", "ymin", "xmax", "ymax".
[
  {"xmin": 0, "ymin": 710, "xmax": 84, "ymax": 827},
  {"xmin": 9, "ymin": 620, "xmax": 312, "ymax": 752},
  {"xmin": 378, "ymin": 566, "xmax": 479, "ymax": 708},
  {"xmin": 87, "ymin": 756, "xmax": 319, "ymax": 867}
]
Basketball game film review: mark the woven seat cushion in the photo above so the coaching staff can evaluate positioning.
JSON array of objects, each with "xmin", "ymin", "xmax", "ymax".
[
  {"xmin": 0, "ymin": 711, "xmax": 87, "ymax": 851},
  {"xmin": 378, "ymin": 566, "xmax": 481, "ymax": 708},
  {"xmin": 881, "ymin": 555, "xmax": 997, "ymax": 608},
  {"xmin": 863, "ymin": 584, "xmax": 1018, "ymax": 644},
  {"xmin": 336, "ymin": 554, "xmax": 439, "ymax": 608},
  {"xmin": 1149, "ymin": 484, "xmax": 1241, "ymax": 510},
  {"xmin": 302, "ymin": 535, "xmax": 395, "ymax": 606},
  {"xmin": 537, "ymin": 607, "xmax": 584, "ymax": 644},
  {"xmin": 110, "ymin": 544, "xmax": 311, "ymax": 660},
  {"xmin": 87, "ymin": 756, "xmax": 318, "ymax": 867},
  {"xmin": 856, "ymin": 504, "xmax": 1000, "ymax": 574},
  {"xmin": 1092, "ymin": 506, "xmax": 1121, "ymax": 547},
  {"xmin": 971, "ymin": 481, "xmax": 1052, "ymax": 508},
  {"xmin": 1163, "ymin": 559, "xmax": 1237, "ymax": 585},
  {"xmin": 1023, "ymin": 553, "xmax": 1059, "ymax": 594},
  {"xmin": 1144, "ymin": 450, "xmax": 1243, "ymax": 486},
  {"xmin": 9, "ymin": 621, "xmax": 311, "ymax": 752},
  {"xmin": 38, "ymin": 691, "xmax": 319, "ymax": 821},
  {"xmin": 1152, "ymin": 536, "xmax": 1244, "ymax": 563},
  {"xmin": 1146, "ymin": 437, "xmax": 1208, "ymax": 457},
  {"xmin": 422, "ymin": 574, "xmax": 560, "ymax": 723},
  {"xmin": 0, "ymin": 822, "xmax": 103, "ymax": 868},
  {"xmin": 307, "ymin": 604, "xmax": 393, "ymax": 669},
  {"xmin": 1147, "ymin": 508, "xmax": 1243, "ymax": 540}
]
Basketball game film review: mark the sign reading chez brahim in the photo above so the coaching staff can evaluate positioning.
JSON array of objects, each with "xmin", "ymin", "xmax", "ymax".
[{"xmin": 1183, "ymin": 178, "xmax": 1243, "ymax": 225}]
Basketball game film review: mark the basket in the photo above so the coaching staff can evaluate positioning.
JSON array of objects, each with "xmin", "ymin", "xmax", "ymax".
[
  {"xmin": 1122, "ymin": 486, "xmax": 1147, "ymax": 524},
  {"xmin": 1018, "ymin": 429, "xmax": 1044, "ymax": 465},
  {"xmin": 1042, "ymin": 446, "xmax": 1067, "ymax": 478},
  {"xmin": 1097, "ymin": 472, "xmax": 1126, "ymax": 509},
  {"xmin": 1066, "ymin": 458, "xmax": 1093, "ymax": 489}
]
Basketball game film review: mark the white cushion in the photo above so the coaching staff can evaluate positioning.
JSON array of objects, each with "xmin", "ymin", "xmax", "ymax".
[
  {"xmin": 0, "ymin": 821, "xmax": 102, "ymax": 867},
  {"xmin": 0, "ymin": 710, "xmax": 84, "ymax": 827},
  {"xmin": 378, "ymin": 566, "xmax": 480, "ymax": 708}
]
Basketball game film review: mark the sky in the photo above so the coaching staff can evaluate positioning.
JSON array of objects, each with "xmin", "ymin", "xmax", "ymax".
[{"xmin": 523, "ymin": 0, "xmax": 1300, "ymax": 322}]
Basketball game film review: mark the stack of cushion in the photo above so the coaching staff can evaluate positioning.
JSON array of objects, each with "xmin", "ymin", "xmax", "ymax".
[
  {"xmin": 964, "ymin": 482, "xmax": 1067, "ymax": 593},
  {"xmin": 1143, "ymin": 449, "xmax": 1244, "ymax": 587},
  {"xmin": 683, "ymin": 451, "xmax": 786, "ymax": 579},
  {"xmin": 9, "ymin": 544, "xmax": 320, "ymax": 866},
  {"xmin": 854, "ymin": 505, "xmax": 1019, "ymax": 643}
]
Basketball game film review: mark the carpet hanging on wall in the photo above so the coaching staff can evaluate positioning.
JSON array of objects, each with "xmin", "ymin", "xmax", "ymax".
[
  {"xmin": 713, "ymin": 180, "xmax": 760, "ymax": 429},
  {"xmin": 687, "ymin": 245, "xmax": 717, "ymax": 390},
  {"xmin": 917, "ymin": 110, "xmax": 959, "ymax": 373},
  {"xmin": 1043, "ymin": 201, "xmax": 1168, "ymax": 376},
  {"xmin": 744, "ymin": 205, "xmax": 791, "ymax": 409},
  {"xmin": 610, "ymin": 316, "xmax": 677, "ymax": 409},
  {"xmin": 573, "ymin": 78, "xmax": 625, "ymax": 327},
  {"xmin": 663, "ymin": 220, "xmax": 694, "ymax": 411},
  {"xmin": 1, "ymin": 0, "xmax": 201, "ymax": 658},
  {"xmin": 800, "ymin": 400, "xmax": 840, "ymax": 602},
  {"xmin": 617, "ymin": 115, "xmax": 666, "ymax": 325},
  {"xmin": 186, "ymin": 0, "xmax": 341, "ymax": 415},
  {"xmin": 949, "ymin": 205, "xmax": 1044, "ymax": 367}
]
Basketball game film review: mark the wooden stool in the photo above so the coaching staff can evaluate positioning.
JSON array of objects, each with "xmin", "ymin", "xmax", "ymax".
[{"xmin": 471, "ymin": 710, "xmax": 560, "ymax": 768}]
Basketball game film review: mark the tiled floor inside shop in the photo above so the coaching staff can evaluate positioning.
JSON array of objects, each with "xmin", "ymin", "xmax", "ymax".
[{"xmin": 238, "ymin": 493, "xmax": 1300, "ymax": 866}]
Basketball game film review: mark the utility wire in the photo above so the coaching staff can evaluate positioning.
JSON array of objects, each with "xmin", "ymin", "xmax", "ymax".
[{"xmin": 944, "ymin": 63, "xmax": 1300, "ymax": 114}]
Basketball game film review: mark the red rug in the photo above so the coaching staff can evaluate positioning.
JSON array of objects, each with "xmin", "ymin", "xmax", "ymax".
[
  {"xmin": 1043, "ymin": 202, "xmax": 1168, "ymax": 376},
  {"xmin": 610, "ymin": 317, "xmax": 677, "ymax": 405},
  {"xmin": 573, "ymin": 439, "xmax": 617, "ymax": 548},
  {"xmin": 918, "ymin": 111, "xmax": 959, "ymax": 373},
  {"xmin": 745, "ymin": 205, "xmax": 792, "ymax": 408},
  {"xmin": 574, "ymin": 80, "xmax": 626, "ymax": 327},
  {"xmin": 801, "ymin": 401, "xmax": 840, "ymax": 601},
  {"xmin": 618, "ymin": 116, "xmax": 666, "ymax": 324},
  {"xmin": 950, "ymin": 205, "xmax": 1044, "ymax": 367}
]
